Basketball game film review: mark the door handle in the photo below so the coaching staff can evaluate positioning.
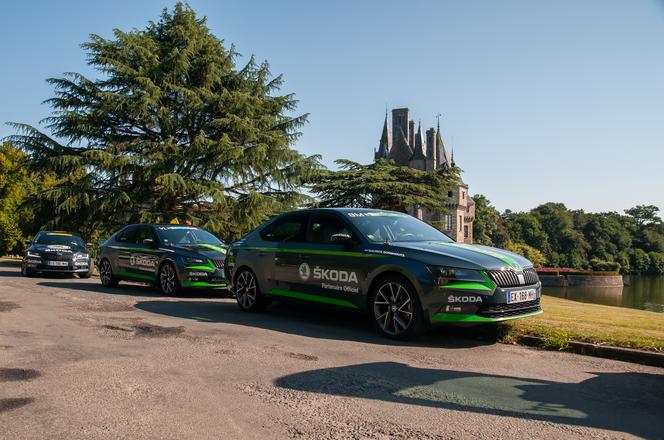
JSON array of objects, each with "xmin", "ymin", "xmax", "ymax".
[{"xmin": 257, "ymin": 252, "xmax": 268, "ymax": 257}]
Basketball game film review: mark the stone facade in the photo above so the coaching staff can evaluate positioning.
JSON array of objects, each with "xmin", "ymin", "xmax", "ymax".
[{"xmin": 374, "ymin": 107, "xmax": 475, "ymax": 243}]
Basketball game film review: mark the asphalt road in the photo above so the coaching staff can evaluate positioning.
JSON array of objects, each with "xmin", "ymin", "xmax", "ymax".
[{"xmin": 1, "ymin": 261, "xmax": 663, "ymax": 440}]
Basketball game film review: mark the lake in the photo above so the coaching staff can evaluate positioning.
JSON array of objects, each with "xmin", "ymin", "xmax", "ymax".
[{"xmin": 543, "ymin": 275, "xmax": 664, "ymax": 313}]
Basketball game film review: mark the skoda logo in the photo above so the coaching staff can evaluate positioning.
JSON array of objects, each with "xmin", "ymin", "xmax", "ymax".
[{"xmin": 298, "ymin": 262, "xmax": 310, "ymax": 281}]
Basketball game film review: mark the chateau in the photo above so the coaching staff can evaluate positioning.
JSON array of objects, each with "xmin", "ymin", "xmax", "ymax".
[{"xmin": 374, "ymin": 107, "xmax": 475, "ymax": 243}]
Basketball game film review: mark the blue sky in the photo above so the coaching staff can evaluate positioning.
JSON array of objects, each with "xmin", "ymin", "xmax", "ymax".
[{"xmin": 1, "ymin": 0, "xmax": 663, "ymax": 214}]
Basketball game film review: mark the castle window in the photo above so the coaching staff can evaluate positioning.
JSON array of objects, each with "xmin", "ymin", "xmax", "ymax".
[
  {"xmin": 447, "ymin": 191, "xmax": 453, "ymax": 198},
  {"xmin": 444, "ymin": 215, "xmax": 452, "ymax": 231},
  {"xmin": 462, "ymin": 191, "xmax": 465, "ymax": 200},
  {"xmin": 464, "ymin": 225, "xmax": 469, "ymax": 239},
  {"xmin": 459, "ymin": 215, "xmax": 462, "ymax": 232}
]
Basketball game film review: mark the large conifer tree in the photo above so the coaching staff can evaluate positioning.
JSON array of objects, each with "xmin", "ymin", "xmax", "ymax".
[{"xmin": 8, "ymin": 4, "xmax": 319, "ymax": 240}]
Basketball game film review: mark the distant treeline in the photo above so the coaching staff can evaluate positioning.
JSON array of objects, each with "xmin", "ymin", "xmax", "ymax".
[{"xmin": 473, "ymin": 195, "xmax": 664, "ymax": 274}]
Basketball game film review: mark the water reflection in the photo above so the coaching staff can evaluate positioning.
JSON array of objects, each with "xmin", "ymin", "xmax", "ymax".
[{"xmin": 543, "ymin": 275, "xmax": 664, "ymax": 313}]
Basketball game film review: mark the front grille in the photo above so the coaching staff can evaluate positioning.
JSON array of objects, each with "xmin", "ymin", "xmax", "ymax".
[
  {"xmin": 211, "ymin": 258, "xmax": 225, "ymax": 269},
  {"xmin": 42, "ymin": 252, "xmax": 72, "ymax": 261},
  {"xmin": 487, "ymin": 268, "xmax": 539, "ymax": 288},
  {"xmin": 478, "ymin": 299, "xmax": 541, "ymax": 319}
]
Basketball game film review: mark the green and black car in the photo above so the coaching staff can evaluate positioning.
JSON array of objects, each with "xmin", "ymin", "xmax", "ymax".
[
  {"xmin": 97, "ymin": 224, "xmax": 227, "ymax": 294},
  {"xmin": 21, "ymin": 231, "xmax": 94, "ymax": 277},
  {"xmin": 225, "ymin": 208, "xmax": 542, "ymax": 339}
]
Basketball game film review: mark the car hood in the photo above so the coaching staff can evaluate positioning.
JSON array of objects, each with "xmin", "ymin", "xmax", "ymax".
[
  {"xmin": 170, "ymin": 244, "xmax": 227, "ymax": 260},
  {"xmin": 30, "ymin": 244, "xmax": 87, "ymax": 254},
  {"xmin": 389, "ymin": 241, "xmax": 532, "ymax": 271}
]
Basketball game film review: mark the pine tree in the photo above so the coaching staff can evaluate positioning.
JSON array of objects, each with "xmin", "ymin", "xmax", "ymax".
[
  {"xmin": 309, "ymin": 159, "xmax": 459, "ymax": 214},
  {"xmin": 7, "ymin": 4, "xmax": 320, "ymax": 241}
]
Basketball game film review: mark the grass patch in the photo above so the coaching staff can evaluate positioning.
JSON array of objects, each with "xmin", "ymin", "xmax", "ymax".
[{"xmin": 499, "ymin": 296, "xmax": 664, "ymax": 352}]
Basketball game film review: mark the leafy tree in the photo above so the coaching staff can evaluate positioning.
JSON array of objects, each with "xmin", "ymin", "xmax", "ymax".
[
  {"xmin": 504, "ymin": 212, "xmax": 549, "ymax": 253},
  {"xmin": 532, "ymin": 203, "xmax": 590, "ymax": 267},
  {"xmin": 506, "ymin": 241, "xmax": 546, "ymax": 267},
  {"xmin": 309, "ymin": 159, "xmax": 459, "ymax": 214},
  {"xmin": 648, "ymin": 252, "xmax": 664, "ymax": 275},
  {"xmin": 625, "ymin": 205, "xmax": 662, "ymax": 227},
  {"xmin": 472, "ymin": 194, "xmax": 509, "ymax": 247},
  {"xmin": 7, "ymin": 4, "xmax": 319, "ymax": 241},
  {"xmin": 628, "ymin": 248, "xmax": 651, "ymax": 273},
  {"xmin": 0, "ymin": 144, "xmax": 36, "ymax": 254}
]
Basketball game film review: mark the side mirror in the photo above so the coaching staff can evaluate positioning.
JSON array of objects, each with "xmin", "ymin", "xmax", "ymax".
[
  {"xmin": 24, "ymin": 239, "xmax": 31, "ymax": 245},
  {"xmin": 143, "ymin": 238, "xmax": 155, "ymax": 247},
  {"xmin": 330, "ymin": 233, "xmax": 354, "ymax": 246}
]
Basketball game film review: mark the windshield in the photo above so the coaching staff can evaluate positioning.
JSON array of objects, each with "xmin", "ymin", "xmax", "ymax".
[
  {"xmin": 345, "ymin": 211, "xmax": 454, "ymax": 243},
  {"xmin": 34, "ymin": 233, "xmax": 86, "ymax": 248},
  {"xmin": 155, "ymin": 226, "xmax": 225, "ymax": 247}
]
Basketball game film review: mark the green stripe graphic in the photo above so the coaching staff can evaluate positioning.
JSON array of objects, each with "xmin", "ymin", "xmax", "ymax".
[
  {"xmin": 269, "ymin": 289, "xmax": 358, "ymax": 309},
  {"xmin": 117, "ymin": 271, "xmax": 155, "ymax": 281},
  {"xmin": 238, "ymin": 247, "xmax": 385, "ymax": 258}
]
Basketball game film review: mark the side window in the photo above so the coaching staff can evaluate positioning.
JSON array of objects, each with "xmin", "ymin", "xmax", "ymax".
[
  {"xmin": 261, "ymin": 215, "xmax": 307, "ymax": 242},
  {"xmin": 309, "ymin": 214, "xmax": 354, "ymax": 244},
  {"xmin": 116, "ymin": 226, "xmax": 138, "ymax": 243},
  {"xmin": 134, "ymin": 226, "xmax": 156, "ymax": 245}
]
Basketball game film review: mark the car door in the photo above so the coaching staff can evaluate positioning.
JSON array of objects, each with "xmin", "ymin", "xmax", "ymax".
[
  {"xmin": 124, "ymin": 226, "xmax": 160, "ymax": 282},
  {"xmin": 112, "ymin": 225, "xmax": 139, "ymax": 276},
  {"xmin": 296, "ymin": 213, "xmax": 368, "ymax": 309},
  {"xmin": 264, "ymin": 213, "xmax": 310, "ymax": 296}
]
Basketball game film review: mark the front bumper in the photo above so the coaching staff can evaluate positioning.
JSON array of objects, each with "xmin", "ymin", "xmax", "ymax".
[
  {"xmin": 427, "ymin": 282, "xmax": 543, "ymax": 325},
  {"xmin": 25, "ymin": 259, "xmax": 92, "ymax": 273},
  {"xmin": 179, "ymin": 265, "xmax": 228, "ymax": 289}
]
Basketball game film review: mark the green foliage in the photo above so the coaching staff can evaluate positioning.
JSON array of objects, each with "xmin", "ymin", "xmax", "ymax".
[
  {"xmin": 7, "ymin": 4, "xmax": 320, "ymax": 241},
  {"xmin": 504, "ymin": 212, "xmax": 549, "ymax": 252},
  {"xmin": 648, "ymin": 252, "xmax": 664, "ymax": 275},
  {"xmin": 625, "ymin": 205, "xmax": 662, "ymax": 226},
  {"xmin": 309, "ymin": 159, "xmax": 459, "ymax": 213},
  {"xmin": 0, "ymin": 143, "xmax": 35, "ymax": 254},
  {"xmin": 506, "ymin": 241, "xmax": 546, "ymax": 267},
  {"xmin": 628, "ymin": 248, "xmax": 650, "ymax": 273},
  {"xmin": 589, "ymin": 258, "xmax": 621, "ymax": 272},
  {"xmin": 472, "ymin": 194, "xmax": 509, "ymax": 247}
]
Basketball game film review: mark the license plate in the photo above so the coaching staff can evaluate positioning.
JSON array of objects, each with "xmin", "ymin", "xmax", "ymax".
[
  {"xmin": 507, "ymin": 288, "xmax": 537, "ymax": 304},
  {"xmin": 48, "ymin": 261, "xmax": 69, "ymax": 267}
]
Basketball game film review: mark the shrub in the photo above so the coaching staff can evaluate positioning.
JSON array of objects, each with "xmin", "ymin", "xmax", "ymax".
[
  {"xmin": 506, "ymin": 242, "xmax": 546, "ymax": 267},
  {"xmin": 629, "ymin": 249, "xmax": 651, "ymax": 273},
  {"xmin": 589, "ymin": 258, "xmax": 621, "ymax": 272}
]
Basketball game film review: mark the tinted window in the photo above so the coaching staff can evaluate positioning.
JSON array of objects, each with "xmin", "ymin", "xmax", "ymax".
[
  {"xmin": 155, "ymin": 226, "xmax": 224, "ymax": 246},
  {"xmin": 116, "ymin": 226, "xmax": 138, "ymax": 243},
  {"xmin": 309, "ymin": 214, "xmax": 354, "ymax": 244},
  {"xmin": 261, "ymin": 215, "xmax": 307, "ymax": 242},
  {"xmin": 34, "ymin": 233, "xmax": 85, "ymax": 247},
  {"xmin": 134, "ymin": 226, "xmax": 157, "ymax": 245},
  {"xmin": 345, "ymin": 211, "xmax": 453, "ymax": 243}
]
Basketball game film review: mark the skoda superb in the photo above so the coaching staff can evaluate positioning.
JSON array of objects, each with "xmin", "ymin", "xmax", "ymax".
[
  {"xmin": 21, "ymin": 231, "xmax": 94, "ymax": 277},
  {"xmin": 225, "ymin": 208, "xmax": 542, "ymax": 339},
  {"xmin": 97, "ymin": 224, "xmax": 227, "ymax": 294}
]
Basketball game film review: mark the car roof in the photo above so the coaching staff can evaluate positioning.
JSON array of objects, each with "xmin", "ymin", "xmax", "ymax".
[{"xmin": 281, "ymin": 207, "xmax": 404, "ymax": 215}]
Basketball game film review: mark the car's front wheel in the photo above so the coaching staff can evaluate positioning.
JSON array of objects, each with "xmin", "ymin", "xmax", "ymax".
[
  {"xmin": 158, "ymin": 262, "xmax": 180, "ymax": 295},
  {"xmin": 235, "ymin": 269, "xmax": 266, "ymax": 312},
  {"xmin": 370, "ymin": 275, "xmax": 425, "ymax": 339},
  {"xmin": 99, "ymin": 259, "xmax": 119, "ymax": 287},
  {"xmin": 21, "ymin": 262, "xmax": 33, "ymax": 277}
]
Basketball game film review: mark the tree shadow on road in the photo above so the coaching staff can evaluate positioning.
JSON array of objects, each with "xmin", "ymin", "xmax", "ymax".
[
  {"xmin": 134, "ymin": 299, "xmax": 503, "ymax": 349},
  {"xmin": 274, "ymin": 362, "xmax": 664, "ymax": 439},
  {"xmin": 36, "ymin": 280, "xmax": 229, "ymax": 299}
]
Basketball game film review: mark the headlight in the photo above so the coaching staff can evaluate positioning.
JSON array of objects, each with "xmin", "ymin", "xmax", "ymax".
[
  {"xmin": 427, "ymin": 266, "xmax": 486, "ymax": 286},
  {"xmin": 27, "ymin": 251, "xmax": 41, "ymax": 258},
  {"xmin": 74, "ymin": 253, "xmax": 89, "ymax": 259}
]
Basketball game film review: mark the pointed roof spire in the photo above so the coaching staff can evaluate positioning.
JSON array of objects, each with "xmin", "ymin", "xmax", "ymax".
[
  {"xmin": 410, "ymin": 120, "xmax": 426, "ymax": 160},
  {"xmin": 435, "ymin": 115, "xmax": 451, "ymax": 168},
  {"xmin": 375, "ymin": 111, "xmax": 390, "ymax": 160}
]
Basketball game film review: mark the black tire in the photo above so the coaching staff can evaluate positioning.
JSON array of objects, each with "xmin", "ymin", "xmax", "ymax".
[
  {"xmin": 158, "ymin": 262, "xmax": 181, "ymax": 295},
  {"xmin": 78, "ymin": 261, "xmax": 94, "ymax": 279},
  {"xmin": 21, "ymin": 262, "xmax": 33, "ymax": 277},
  {"xmin": 99, "ymin": 259, "xmax": 119, "ymax": 287},
  {"xmin": 234, "ymin": 269, "xmax": 267, "ymax": 312},
  {"xmin": 370, "ymin": 275, "xmax": 425, "ymax": 340}
]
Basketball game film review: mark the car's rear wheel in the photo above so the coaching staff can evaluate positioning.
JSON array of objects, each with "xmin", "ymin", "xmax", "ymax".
[
  {"xmin": 235, "ymin": 269, "xmax": 266, "ymax": 312},
  {"xmin": 99, "ymin": 259, "xmax": 119, "ymax": 287},
  {"xmin": 158, "ymin": 262, "xmax": 180, "ymax": 295},
  {"xmin": 370, "ymin": 275, "xmax": 425, "ymax": 339}
]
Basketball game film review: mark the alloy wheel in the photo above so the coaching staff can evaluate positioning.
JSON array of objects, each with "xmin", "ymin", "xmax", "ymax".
[
  {"xmin": 100, "ymin": 261, "xmax": 112, "ymax": 285},
  {"xmin": 160, "ymin": 264, "xmax": 176, "ymax": 294},
  {"xmin": 373, "ymin": 281, "xmax": 414, "ymax": 336},
  {"xmin": 236, "ymin": 271, "xmax": 257, "ymax": 309}
]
